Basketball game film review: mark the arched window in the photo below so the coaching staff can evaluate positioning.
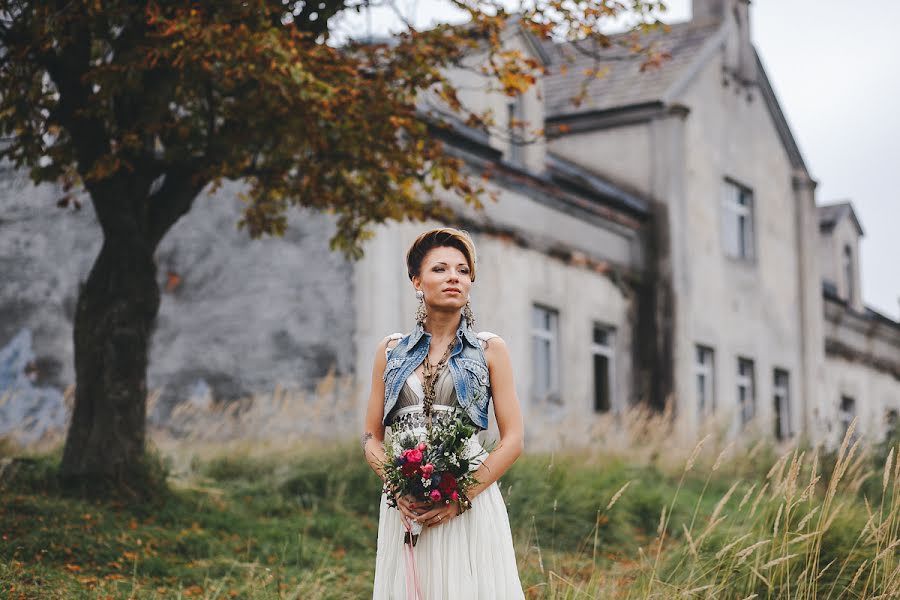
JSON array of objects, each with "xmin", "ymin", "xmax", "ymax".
[{"xmin": 843, "ymin": 244, "xmax": 854, "ymax": 305}]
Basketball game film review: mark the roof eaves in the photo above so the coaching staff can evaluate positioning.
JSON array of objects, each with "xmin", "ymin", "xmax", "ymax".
[
  {"xmin": 818, "ymin": 201, "xmax": 865, "ymax": 237},
  {"xmin": 546, "ymin": 153, "xmax": 649, "ymax": 217},
  {"xmin": 510, "ymin": 17, "xmax": 553, "ymax": 66},
  {"xmin": 423, "ymin": 111, "xmax": 503, "ymax": 162},
  {"xmin": 436, "ymin": 134, "xmax": 650, "ymax": 229},
  {"xmin": 546, "ymin": 101, "xmax": 678, "ymax": 137},
  {"xmin": 754, "ymin": 48, "xmax": 810, "ymax": 175},
  {"xmin": 846, "ymin": 204, "xmax": 866, "ymax": 237},
  {"xmin": 865, "ymin": 306, "xmax": 900, "ymax": 331}
]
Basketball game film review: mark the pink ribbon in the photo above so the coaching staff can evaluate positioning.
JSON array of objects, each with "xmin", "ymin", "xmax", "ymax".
[{"xmin": 401, "ymin": 516, "xmax": 423, "ymax": 600}]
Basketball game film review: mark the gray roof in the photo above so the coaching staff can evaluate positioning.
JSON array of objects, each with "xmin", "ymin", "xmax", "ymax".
[
  {"xmin": 542, "ymin": 20, "xmax": 722, "ymax": 117},
  {"xmin": 546, "ymin": 153, "xmax": 648, "ymax": 216},
  {"xmin": 819, "ymin": 201, "xmax": 865, "ymax": 236}
]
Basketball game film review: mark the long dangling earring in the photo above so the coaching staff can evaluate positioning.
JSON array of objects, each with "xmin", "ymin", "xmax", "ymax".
[
  {"xmin": 415, "ymin": 290, "xmax": 427, "ymax": 325},
  {"xmin": 463, "ymin": 298, "xmax": 475, "ymax": 330}
]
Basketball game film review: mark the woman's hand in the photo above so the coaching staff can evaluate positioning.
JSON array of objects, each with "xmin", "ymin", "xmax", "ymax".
[
  {"xmin": 416, "ymin": 501, "xmax": 461, "ymax": 528},
  {"xmin": 396, "ymin": 494, "xmax": 424, "ymax": 523}
]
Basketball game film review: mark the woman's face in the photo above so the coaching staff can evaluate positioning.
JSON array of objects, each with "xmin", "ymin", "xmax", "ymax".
[{"xmin": 413, "ymin": 246, "xmax": 472, "ymax": 313}]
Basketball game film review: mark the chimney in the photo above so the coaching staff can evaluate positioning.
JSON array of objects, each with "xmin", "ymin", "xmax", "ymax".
[
  {"xmin": 693, "ymin": 0, "xmax": 756, "ymax": 84},
  {"xmin": 692, "ymin": 0, "xmax": 728, "ymax": 22}
]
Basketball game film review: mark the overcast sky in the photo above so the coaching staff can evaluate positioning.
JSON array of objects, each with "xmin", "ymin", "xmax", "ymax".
[{"xmin": 335, "ymin": 1, "xmax": 900, "ymax": 319}]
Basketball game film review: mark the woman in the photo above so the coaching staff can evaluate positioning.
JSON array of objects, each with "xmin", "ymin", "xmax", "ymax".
[{"xmin": 362, "ymin": 228, "xmax": 526, "ymax": 599}]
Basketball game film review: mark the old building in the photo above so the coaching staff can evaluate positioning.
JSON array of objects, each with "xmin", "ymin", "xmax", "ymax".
[
  {"xmin": 1, "ymin": 0, "xmax": 897, "ymax": 447},
  {"xmin": 354, "ymin": 0, "xmax": 900, "ymax": 446},
  {"xmin": 818, "ymin": 202, "xmax": 900, "ymax": 443}
]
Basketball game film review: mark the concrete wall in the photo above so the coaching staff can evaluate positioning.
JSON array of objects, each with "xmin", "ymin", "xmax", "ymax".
[
  {"xmin": 818, "ymin": 225, "xmax": 837, "ymax": 290},
  {"xmin": 669, "ymin": 43, "xmax": 806, "ymax": 438},
  {"xmin": 819, "ymin": 216, "xmax": 864, "ymax": 312},
  {"xmin": 548, "ymin": 123, "xmax": 654, "ymax": 193},
  {"xmin": 821, "ymin": 298, "xmax": 900, "ymax": 446},
  {"xmin": 0, "ymin": 170, "xmax": 356, "ymax": 430},
  {"xmin": 822, "ymin": 355, "xmax": 900, "ymax": 443},
  {"xmin": 793, "ymin": 177, "xmax": 827, "ymax": 443}
]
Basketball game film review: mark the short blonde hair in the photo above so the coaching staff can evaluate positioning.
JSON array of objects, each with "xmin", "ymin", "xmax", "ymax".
[{"xmin": 406, "ymin": 228, "xmax": 477, "ymax": 282}]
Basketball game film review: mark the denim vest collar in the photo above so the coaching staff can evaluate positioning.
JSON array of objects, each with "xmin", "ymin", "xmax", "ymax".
[{"xmin": 404, "ymin": 317, "xmax": 481, "ymax": 355}]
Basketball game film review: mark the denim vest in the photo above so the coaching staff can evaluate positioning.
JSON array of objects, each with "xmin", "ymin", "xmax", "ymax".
[{"xmin": 383, "ymin": 319, "xmax": 491, "ymax": 430}]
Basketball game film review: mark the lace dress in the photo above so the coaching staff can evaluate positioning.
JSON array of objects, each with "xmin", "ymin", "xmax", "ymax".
[{"xmin": 372, "ymin": 346, "xmax": 525, "ymax": 600}]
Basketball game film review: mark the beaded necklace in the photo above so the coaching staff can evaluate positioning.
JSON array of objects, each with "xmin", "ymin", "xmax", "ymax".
[{"xmin": 421, "ymin": 338, "xmax": 456, "ymax": 429}]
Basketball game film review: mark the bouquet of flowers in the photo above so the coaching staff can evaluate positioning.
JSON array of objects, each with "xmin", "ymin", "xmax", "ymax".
[{"xmin": 383, "ymin": 415, "xmax": 483, "ymax": 544}]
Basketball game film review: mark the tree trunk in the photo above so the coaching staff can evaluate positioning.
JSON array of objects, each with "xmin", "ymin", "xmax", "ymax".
[{"xmin": 60, "ymin": 228, "xmax": 161, "ymax": 493}]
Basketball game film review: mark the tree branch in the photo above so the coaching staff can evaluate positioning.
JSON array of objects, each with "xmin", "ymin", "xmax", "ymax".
[{"xmin": 147, "ymin": 163, "xmax": 208, "ymax": 248}]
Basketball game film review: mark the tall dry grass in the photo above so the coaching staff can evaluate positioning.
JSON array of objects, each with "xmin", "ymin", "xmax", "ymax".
[
  {"xmin": 527, "ymin": 415, "xmax": 893, "ymax": 599},
  {"xmin": 3, "ymin": 380, "xmax": 898, "ymax": 599}
]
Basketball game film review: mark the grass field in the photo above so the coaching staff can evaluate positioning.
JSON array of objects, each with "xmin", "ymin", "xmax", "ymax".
[{"xmin": 1, "ymin": 411, "xmax": 897, "ymax": 599}]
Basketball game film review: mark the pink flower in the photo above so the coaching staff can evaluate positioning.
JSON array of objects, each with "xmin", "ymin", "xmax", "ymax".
[
  {"xmin": 421, "ymin": 463, "xmax": 435, "ymax": 476},
  {"xmin": 451, "ymin": 491, "xmax": 459, "ymax": 500},
  {"xmin": 429, "ymin": 490, "xmax": 442, "ymax": 502},
  {"xmin": 407, "ymin": 449, "xmax": 423, "ymax": 463},
  {"xmin": 416, "ymin": 442, "xmax": 427, "ymax": 451}
]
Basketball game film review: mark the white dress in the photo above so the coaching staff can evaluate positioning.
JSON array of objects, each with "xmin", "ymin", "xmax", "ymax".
[{"xmin": 372, "ymin": 336, "xmax": 525, "ymax": 600}]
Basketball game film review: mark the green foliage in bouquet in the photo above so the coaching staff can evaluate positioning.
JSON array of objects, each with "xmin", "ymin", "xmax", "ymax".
[{"xmin": 383, "ymin": 415, "xmax": 484, "ymax": 507}]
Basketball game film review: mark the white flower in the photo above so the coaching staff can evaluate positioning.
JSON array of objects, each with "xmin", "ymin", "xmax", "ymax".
[{"xmin": 423, "ymin": 479, "xmax": 431, "ymax": 487}]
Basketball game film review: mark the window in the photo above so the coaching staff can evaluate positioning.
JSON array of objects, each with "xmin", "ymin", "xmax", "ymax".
[
  {"xmin": 507, "ymin": 96, "xmax": 524, "ymax": 165},
  {"xmin": 532, "ymin": 305, "xmax": 560, "ymax": 404},
  {"xmin": 839, "ymin": 395, "xmax": 856, "ymax": 442},
  {"xmin": 773, "ymin": 369, "xmax": 792, "ymax": 441},
  {"xmin": 592, "ymin": 324, "xmax": 615, "ymax": 413},
  {"xmin": 843, "ymin": 244, "xmax": 855, "ymax": 305},
  {"xmin": 695, "ymin": 345, "xmax": 715, "ymax": 417},
  {"xmin": 722, "ymin": 180, "xmax": 755, "ymax": 260},
  {"xmin": 737, "ymin": 358, "xmax": 756, "ymax": 427}
]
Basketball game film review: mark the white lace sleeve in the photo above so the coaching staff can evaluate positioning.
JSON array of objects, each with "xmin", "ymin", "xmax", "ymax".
[
  {"xmin": 476, "ymin": 331, "xmax": 500, "ymax": 350},
  {"xmin": 383, "ymin": 333, "xmax": 404, "ymax": 359}
]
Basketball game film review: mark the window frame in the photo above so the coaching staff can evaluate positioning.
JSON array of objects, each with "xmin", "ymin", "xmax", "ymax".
[
  {"xmin": 839, "ymin": 395, "xmax": 857, "ymax": 442},
  {"xmin": 737, "ymin": 357, "xmax": 756, "ymax": 428},
  {"xmin": 843, "ymin": 244, "xmax": 855, "ymax": 305},
  {"xmin": 773, "ymin": 368, "xmax": 792, "ymax": 441},
  {"xmin": 591, "ymin": 323, "xmax": 615, "ymax": 413},
  {"xmin": 695, "ymin": 345, "xmax": 716, "ymax": 417},
  {"xmin": 531, "ymin": 304, "xmax": 561, "ymax": 405},
  {"xmin": 722, "ymin": 179, "xmax": 756, "ymax": 261}
]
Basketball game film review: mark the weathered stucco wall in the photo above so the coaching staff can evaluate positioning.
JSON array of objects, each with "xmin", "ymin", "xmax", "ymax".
[
  {"xmin": 822, "ymin": 355, "xmax": 900, "ymax": 443},
  {"xmin": 672, "ymin": 44, "xmax": 806, "ymax": 436},
  {"xmin": 0, "ymin": 171, "xmax": 356, "ymax": 430},
  {"xmin": 548, "ymin": 123, "xmax": 654, "ymax": 193},
  {"xmin": 819, "ymin": 216, "xmax": 864, "ymax": 311}
]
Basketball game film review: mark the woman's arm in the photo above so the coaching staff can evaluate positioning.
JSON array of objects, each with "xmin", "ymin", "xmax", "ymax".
[
  {"xmin": 467, "ymin": 336, "xmax": 524, "ymax": 499},
  {"xmin": 362, "ymin": 338, "xmax": 391, "ymax": 480},
  {"xmin": 362, "ymin": 338, "xmax": 421, "ymax": 523}
]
